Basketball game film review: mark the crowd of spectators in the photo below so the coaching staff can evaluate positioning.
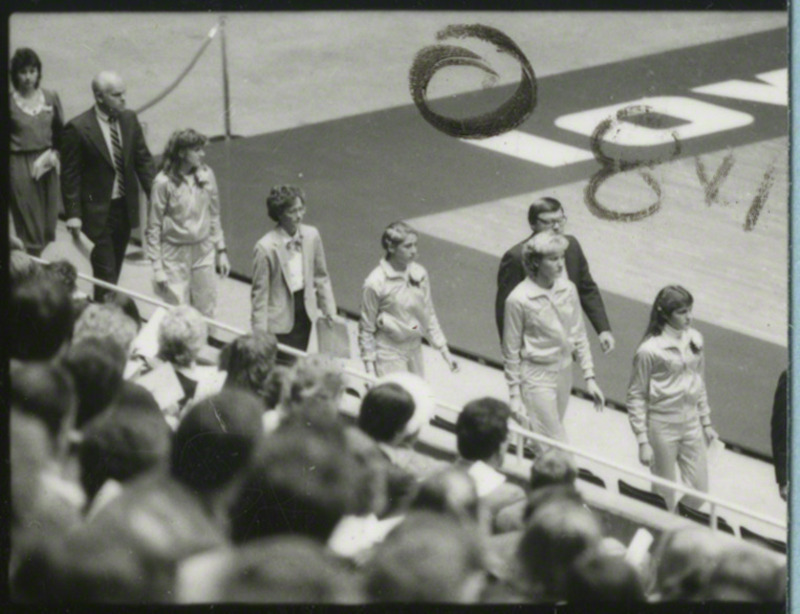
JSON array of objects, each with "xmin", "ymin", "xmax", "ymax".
[{"xmin": 8, "ymin": 247, "xmax": 786, "ymax": 604}]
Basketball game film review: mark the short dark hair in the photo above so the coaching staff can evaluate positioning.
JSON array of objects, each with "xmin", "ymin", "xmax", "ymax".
[
  {"xmin": 10, "ymin": 47, "xmax": 42, "ymax": 90},
  {"xmin": 358, "ymin": 382, "xmax": 415, "ymax": 443},
  {"xmin": 456, "ymin": 397, "xmax": 510, "ymax": 461},
  {"xmin": 527, "ymin": 197, "xmax": 563, "ymax": 226},
  {"xmin": 229, "ymin": 423, "xmax": 357, "ymax": 544},
  {"xmin": 171, "ymin": 389, "xmax": 264, "ymax": 494},
  {"xmin": 364, "ymin": 512, "xmax": 485, "ymax": 602},
  {"xmin": 266, "ymin": 185, "xmax": 305, "ymax": 222},
  {"xmin": 44, "ymin": 259, "xmax": 78, "ymax": 295},
  {"xmin": 410, "ymin": 468, "xmax": 480, "ymax": 525},
  {"xmin": 216, "ymin": 536, "xmax": 363, "ymax": 603},
  {"xmin": 61, "ymin": 336, "xmax": 127, "ymax": 429},
  {"xmin": 11, "ymin": 361, "xmax": 76, "ymax": 450},
  {"xmin": 10, "ymin": 276, "xmax": 73, "ymax": 361},
  {"xmin": 79, "ymin": 405, "xmax": 172, "ymax": 501},
  {"xmin": 102, "ymin": 292, "xmax": 143, "ymax": 331},
  {"xmin": 565, "ymin": 548, "xmax": 646, "ymax": 602},
  {"xmin": 522, "ymin": 484, "xmax": 583, "ymax": 524},
  {"xmin": 220, "ymin": 332, "xmax": 279, "ymax": 402}
]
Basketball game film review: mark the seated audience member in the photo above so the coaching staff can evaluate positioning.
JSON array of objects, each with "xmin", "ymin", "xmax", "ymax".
[
  {"xmin": 179, "ymin": 536, "xmax": 363, "ymax": 604},
  {"xmin": 12, "ymin": 526, "xmax": 175, "ymax": 603},
  {"xmin": 410, "ymin": 468, "xmax": 482, "ymax": 529},
  {"xmin": 45, "ymin": 258, "xmax": 90, "ymax": 316},
  {"xmin": 495, "ymin": 448, "xmax": 579, "ymax": 533},
  {"xmin": 102, "ymin": 291, "xmax": 143, "ymax": 331},
  {"xmin": 219, "ymin": 331, "xmax": 279, "ymax": 406},
  {"xmin": 145, "ymin": 304, "xmax": 208, "ymax": 421},
  {"xmin": 79, "ymin": 401, "xmax": 172, "ymax": 517},
  {"xmin": 72, "ymin": 302, "xmax": 138, "ymax": 355},
  {"xmin": 229, "ymin": 421, "xmax": 358, "ymax": 544},
  {"xmin": 649, "ymin": 525, "xmax": 725, "ymax": 602},
  {"xmin": 83, "ymin": 390, "xmax": 264, "ymax": 566},
  {"xmin": 60, "ymin": 336, "xmax": 127, "ymax": 429},
  {"xmin": 10, "ymin": 275, "xmax": 73, "ymax": 361},
  {"xmin": 564, "ymin": 547, "xmax": 646, "ymax": 602},
  {"xmin": 357, "ymin": 372, "xmax": 447, "ymax": 480},
  {"xmin": 364, "ymin": 511, "xmax": 487, "ymax": 603},
  {"xmin": 454, "ymin": 397, "xmax": 525, "ymax": 522},
  {"xmin": 702, "ymin": 545, "xmax": 785, "ymax": 602},
  {"xmin": 515, "ymin": 498, "xmax": 602, "ymax": 602}
]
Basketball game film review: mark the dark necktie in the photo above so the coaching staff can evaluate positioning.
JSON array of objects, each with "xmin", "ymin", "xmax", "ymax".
[{"xmin": 109, "ymin": 118, "xmax": 126, "ymax": 197}]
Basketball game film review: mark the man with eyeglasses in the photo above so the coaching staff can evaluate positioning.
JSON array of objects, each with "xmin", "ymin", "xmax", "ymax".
[{"xmin": 495, "ymin": 197, "xmax": 614, "ymax": 354}]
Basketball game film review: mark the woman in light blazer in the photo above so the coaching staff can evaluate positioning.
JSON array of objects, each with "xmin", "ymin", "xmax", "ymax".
[{"xmin": 250, "ymin": 185, "xmax": 337, "ymax": 351}]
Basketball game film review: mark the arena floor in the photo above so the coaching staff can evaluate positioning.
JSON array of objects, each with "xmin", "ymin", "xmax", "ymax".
[{"xmin": 17, "ymin": 11, "xmax": 788, "ymax": 524}]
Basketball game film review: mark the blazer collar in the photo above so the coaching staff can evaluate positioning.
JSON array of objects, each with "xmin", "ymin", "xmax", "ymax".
[
  {"xmin": 520, "ymin": 275, "xmax": 570, "ymax": 300},
  {"xmin": 83, "ymin": 107, "xmax": 115, "ymax": 168}
]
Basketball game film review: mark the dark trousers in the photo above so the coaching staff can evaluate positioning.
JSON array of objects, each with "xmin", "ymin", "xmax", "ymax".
[
  {"xmin": 276, "ymin": 290, "xmax": 312, "ymax": 365},
  {"xmin": 91, "ymin": 197, "xmax": 130, "ymax": 301}
]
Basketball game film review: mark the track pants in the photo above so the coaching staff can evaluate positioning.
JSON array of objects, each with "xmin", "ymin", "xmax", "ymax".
[
  {"xmin": 520, "ymin": 361, "xmax": 573, "ymax": 455},
  {"xmin": 648, "ymin": 416, "xmax": 709, "ymax": 510}
]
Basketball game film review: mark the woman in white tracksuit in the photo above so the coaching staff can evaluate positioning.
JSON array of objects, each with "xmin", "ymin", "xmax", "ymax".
[
  {"xmin": 502, "ymin": 231, "xmax": 605, "ymax": 454},
  {"xmin": 146, "ymin": 128, "xmax": 230, "ymax": 318},
  {"xmin": 626, "ymin": 285, "xmax": 720, "ymax": 511}
]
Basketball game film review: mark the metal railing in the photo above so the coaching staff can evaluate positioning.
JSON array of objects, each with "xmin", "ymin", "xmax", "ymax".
[{"xmin": 32, "ymin": 256, "xmax": 787, "ymax": 537}]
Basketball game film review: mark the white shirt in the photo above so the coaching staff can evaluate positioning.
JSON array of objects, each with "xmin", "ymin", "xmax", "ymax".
[
  {"xmin": 94, "ymin": 106, "xmax": 124, "ymax": 199},
  {"xmin": 278, "ymin": 226, "xmax": 305, "ymax": 293}
]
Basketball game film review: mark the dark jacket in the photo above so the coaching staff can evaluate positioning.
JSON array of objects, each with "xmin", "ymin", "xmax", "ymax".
[
  {"xmin": 60, "ymin": 107, "xmax": 155, "ymax": 241},
  {"xmin": 495, "ymin": 234, "xmax": 611, "ymax": 339}
]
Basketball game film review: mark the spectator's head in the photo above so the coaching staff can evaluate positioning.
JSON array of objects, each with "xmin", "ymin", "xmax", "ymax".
[
  {"xmin": 410, "ymin": 468, "xmax": 481, "ymax": 527},
  {"xmin": 456, "ymin": 397, "xmax": 510, "ymax": 466},
  {"xmin": 11, "ymin": 361, "xmax": 77, "ymax": 459},
  {"xmin": 158, "ymin": 305, "xmax": 207, "ymax": 368},
  {"xmin": 73, "ymin": 303, "xmax": 138, "ymax": 356},
  {"xmin": 102, "ymin": 292, "xmax": 142, "ymax": 331},
  {"xmin": 522, "ymin": 483, "xmax": 584, "ymax": 524},
  {"xmin": 645, "ymin": 285, "xmax": 694, "ymax": 340},
  {"xmin": 266, "ymin": 185, "xmax": 306, "ymax": 235},
  {"xmin": 528, "ymin": 197, "xmax": 566, "ymax": 235},
  {"xmin": 10, "ymin": 250, "xmax": 41, "ymax": 288},
  {"xmin": 530, "ymin": 448, "xmax": 578, "ymax": 491},
  {"xmin": 365, "ymin": 512, "xmax": 486, "ymax": 603},
  {"xmin": 12, "ymin": 528, "xmax": 174, "ymax": 603},
  {"xmin": 652, "ymin": 525, "xmax": 724, "ymax": 601},
  {"xmin": 703, "ymin": 545, "xmax": 784, "ymax": 602},
  {"xmin": 171, "ymin": 389, "xmax": 264, "ymax": 497},
  {"xmin": 359, "ymin": 372, "xmax": 434, "ymax": 446},
  {"xmin": 220, "ymin": 331, "xmax": 278, "ymax": 402},
  {"xmin": 516, "ymin": 498, "xmax": 602, "ymax": 601},
  {"xmin": 214, "ymin": 536, "xmax": 363, "ymax": 603},
  {"xmin": 10, "ymin": 47, "xmax": 42, "ymax": 91},
  {"xmin": 565, "ymin": 547, "xmax": 645, "ymax": 602},
  {"xmin": 160, "ymin": 128, "xmax": 208, "ymax": 181},
  {"xmin": 91, "ymin": 71, "xmax": 126, "ymax": 118},
  {"xmin": 61, "ymin": 336, "xmax": 127, "ymax": 429},
  {"xmin": 343, "ymin": 426, "xmax": 390, "ymax": 517},
  {"xmin": 230, "ymin": 423, "xmax": 358, "ymax": 544},
  {"xmin": 282, "ymin": 354, "xmax": 345, "ymax": 418},
  {"xmin": 44, "ymin": 259, "xmax": 78, "ymax": 296},
  {"xmin": 79, "ymin": 404, "xmax": 172, "ymax": 503},
  {"xmin": 521, "ymin": 230, "xmax": 569, "ymax": 279},
  {"xmin": 381, "ymin": 221, "xmax": 418, "ymax": 263},
  {"xmin": 10, "ymin": 276, "xmax": 73, "ymax": 361}
]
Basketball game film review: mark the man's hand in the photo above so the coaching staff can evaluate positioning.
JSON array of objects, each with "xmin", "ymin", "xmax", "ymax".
[
  {"xmin": 216, "ymin": 251, "xmax": 231, "ymax": 278},
  {"xmin": 9, "ymin": 234, "xmax": 25, "ymax": 251},
  {"xmin": 598, "ymin": 331, "xmax": 616, "ymax": 354},
  {"xmin": 66, "ymin": 217, "xmax": 82, "ymax": 240},
  {"xmin": 586, "ymin": 377, "xmax": 605, "ymax": 412},
  {"xmin": 440, "ymin": 347, "xmax": 459, "ymax": 373},
  {"xmin": 638, "ymin": 442, "xmax": 654, "ymax": 466},
  {"xmin": 702, "ymin": 425, "xmax": 719, "ymax": 446},
  {"xmin": 153, "ymin": 268, "xmax": 169, "ymax": 292}
]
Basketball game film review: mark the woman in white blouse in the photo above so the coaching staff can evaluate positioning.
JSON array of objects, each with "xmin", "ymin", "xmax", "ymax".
[
  {"xmin": 146, "ymin": 129, "xmax": 230, "ymax": 318},
  {"xmin": 359, "ymin": 221, "xmax": 458, "ymax": 377},
  {"xmin": 626, "ymin": 285, "xmax": 719, "ymax": 510},
  {"xmin": 502, "ymin": 231, "xmax": 604, "ymax": 451}
]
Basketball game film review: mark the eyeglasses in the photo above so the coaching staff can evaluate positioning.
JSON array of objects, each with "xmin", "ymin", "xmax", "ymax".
[{"xmin": 537, "ymin": 215, "xmax": 567, "ymax": 228}]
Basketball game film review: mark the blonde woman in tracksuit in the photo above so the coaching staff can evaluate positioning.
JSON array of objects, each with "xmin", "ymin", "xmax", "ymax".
[{"xmin": 626, "ymin": 285, "xmax": 720, "ymax": 511}]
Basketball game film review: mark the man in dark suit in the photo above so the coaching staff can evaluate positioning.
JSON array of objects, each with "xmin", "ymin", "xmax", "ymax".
[
  {"xmin": 61, "ymin": 71, "xmax": 155, "ymax": 300},
  {"xmin": 495, "ymin": 197, "xmax": 614, "ymax": 353}
]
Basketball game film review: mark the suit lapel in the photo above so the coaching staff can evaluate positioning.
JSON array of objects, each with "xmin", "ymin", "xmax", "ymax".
[
  {"xmin": 273, "ymin": 236, "xmax": 294, "ymax": 289},
  {"xmin": 82, "ymin": 110, "xmax": 114, "ymax": 169}
]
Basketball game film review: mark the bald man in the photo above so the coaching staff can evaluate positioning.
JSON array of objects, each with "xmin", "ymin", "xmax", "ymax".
[{"xmin": 61, "ymin": 71, "xmax": 155, "ymax": 300}]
